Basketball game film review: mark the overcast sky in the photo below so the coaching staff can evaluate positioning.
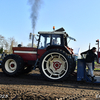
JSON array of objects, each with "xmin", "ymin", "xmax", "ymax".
[{"xmin": 0, "ymin": 0, "xmax": 100, "ymax": 52}]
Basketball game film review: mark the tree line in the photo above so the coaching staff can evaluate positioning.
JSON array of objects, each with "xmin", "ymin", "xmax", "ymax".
[{"xmin": 0, "ymin": 35, "xmax": 18, "ymax": 53}]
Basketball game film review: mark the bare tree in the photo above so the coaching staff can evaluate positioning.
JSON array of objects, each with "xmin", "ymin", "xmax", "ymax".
[
  {"xmin": 8, "ymin": 37, "xmax": 18, "ymax": 54},
  {"xmin": 27, "ymin": 43, "xmax": 32, "ymax": 47},
  {"xmin": 4, "ymin": 42, "xmax": 9, "ymax": 50},
  {"xmin": 27, "ymin": 43, "xmax": 37, "ymax": 47},
  {"xmin": 0, "ymin": 35, "xmax": 18, "ymax": 54},
  {"xmin": 0, "ymin": 35, "xmax": 6, "ymax": 48},
  {"xmin": 8, "ymin": 37, "xmax": 18, "ymax": 47}
]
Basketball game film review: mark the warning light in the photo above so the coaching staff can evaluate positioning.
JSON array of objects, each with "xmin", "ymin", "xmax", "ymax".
[
  {"xmin": 53, "ymin": 26, "xmax": 55, "ymax": 30},
  {"xmin": 96, "ymin": 39, "xmax": 99, "ymax": 42}
]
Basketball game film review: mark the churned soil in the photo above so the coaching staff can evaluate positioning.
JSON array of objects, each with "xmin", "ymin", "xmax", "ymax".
[{"xmin": 0, "ymin": 67, "xmax": 100, "ymax": 100}]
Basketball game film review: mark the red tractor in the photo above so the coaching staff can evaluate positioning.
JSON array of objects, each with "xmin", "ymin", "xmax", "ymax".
[{"xmin": 1, "ymin": 27, "xmax": 76, "ymax": 81}]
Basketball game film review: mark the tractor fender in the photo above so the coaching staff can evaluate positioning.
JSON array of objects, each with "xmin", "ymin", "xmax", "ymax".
[{"xmin": 46, "ymin": 45, "xmax": 71, "ymax": 54}]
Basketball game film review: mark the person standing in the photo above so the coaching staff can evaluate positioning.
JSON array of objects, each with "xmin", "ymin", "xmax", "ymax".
[{"xmin": 81, "ymin": 47, "xmax": 97, "ymax": 82}]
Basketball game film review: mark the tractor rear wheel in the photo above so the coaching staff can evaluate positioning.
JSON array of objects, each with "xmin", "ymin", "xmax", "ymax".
[
  {"xmin": 39, "ymin": 49, "xmax": 73, "ymax": 81},
  {"xmin": 1, "ymin": 54, "xmax": 24, "ymax": 76}
]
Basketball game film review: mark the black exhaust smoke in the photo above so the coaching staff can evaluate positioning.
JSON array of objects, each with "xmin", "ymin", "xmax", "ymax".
[
  {"xmin": 28, "ymin": 0, "xmax": 42, "ymax": 47},
  {"xmin": 28, "ymin": 0, "xmax": 42, "ymax": 32}
]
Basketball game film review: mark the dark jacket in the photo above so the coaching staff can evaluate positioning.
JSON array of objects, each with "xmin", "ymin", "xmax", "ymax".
[{"xmin": 81, "ymin": 50, "xmax": 97, "ymax": 63}]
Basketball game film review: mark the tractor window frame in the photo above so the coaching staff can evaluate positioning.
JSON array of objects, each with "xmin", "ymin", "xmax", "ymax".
[
  {"xmin": 38, "ymin": 34, "xmax": 51, "ymax": 49},
  {"xmin": 51, "ymin": 34, "xmax": 63, "ymax": 46},
  {"xmin": 38, "ymin": 34, "xmax": 64, "ymax": 49},
  {"xmin": 64, "ymin": 36, "xmax": 68, "ymax": 47}
]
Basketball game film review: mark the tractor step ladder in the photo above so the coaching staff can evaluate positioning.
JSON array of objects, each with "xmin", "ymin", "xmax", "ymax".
[{"xmin": 77, "ymin": 59, "xmax": 100, "ymax": 83}]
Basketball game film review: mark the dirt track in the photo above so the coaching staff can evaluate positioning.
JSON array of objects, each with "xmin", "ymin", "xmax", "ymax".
[{"xmin": 0, "ymin": 68, "xmax": 100, "ymax": 100}]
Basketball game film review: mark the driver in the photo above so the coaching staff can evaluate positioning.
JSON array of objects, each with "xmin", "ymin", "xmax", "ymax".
[{"xmin": 52, "ymin": 39, "xmax": 57, "ymax": 45}]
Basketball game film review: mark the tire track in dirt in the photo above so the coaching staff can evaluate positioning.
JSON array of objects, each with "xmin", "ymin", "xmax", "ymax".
[{"xmin": 0, "ymin": 68, "xmax": 100, "ymax": 100}]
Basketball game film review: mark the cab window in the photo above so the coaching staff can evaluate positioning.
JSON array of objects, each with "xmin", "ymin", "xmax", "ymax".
[
  {"xmin": 38, "ymin": 34, "xmax": 51, "ymax": 49},
  {"xmin": 51, "ymin": 34, "xmax": 61, "ymax": 45}
]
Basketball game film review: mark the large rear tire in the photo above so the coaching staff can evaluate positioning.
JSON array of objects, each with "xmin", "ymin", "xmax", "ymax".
[
  {"xmin": 1, "ymin": 54, "xmax": 24, "ymax": 76},
  {"xmin": 39, "ymin": 49, "xmax": 73, "ymax": 81}
]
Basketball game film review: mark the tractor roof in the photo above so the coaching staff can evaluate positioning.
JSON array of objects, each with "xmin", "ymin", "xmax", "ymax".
[
  {"xmin": 38, "ymin": 27, "xmax": 68, "ymax": 36},
  {"xmin": 38, "ymin": 27, "xmax": 76, "ymax": 41}
]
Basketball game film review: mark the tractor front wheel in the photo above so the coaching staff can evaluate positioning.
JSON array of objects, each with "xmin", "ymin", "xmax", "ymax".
[{"xmin": 1, "ymin": 54, "xmax": 24, "ymax": 76}]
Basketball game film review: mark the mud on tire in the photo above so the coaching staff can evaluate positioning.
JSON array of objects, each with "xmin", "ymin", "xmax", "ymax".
[
  {"xmin": 39, "ymin": 49, "xmax": 73, "ymax": 81},
  {"xmin": 1, "ymin": 54, "xmax": 24, "ymax": 76}
]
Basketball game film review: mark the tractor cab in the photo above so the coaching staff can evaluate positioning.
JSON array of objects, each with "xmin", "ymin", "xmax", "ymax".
[
  {"xmin": 38, "ymin": 27, "xmax": 76, "ymax": 55},
  {"xmin": 38, "ymin": 32, "xmax": 64, "ymax": 49}
]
